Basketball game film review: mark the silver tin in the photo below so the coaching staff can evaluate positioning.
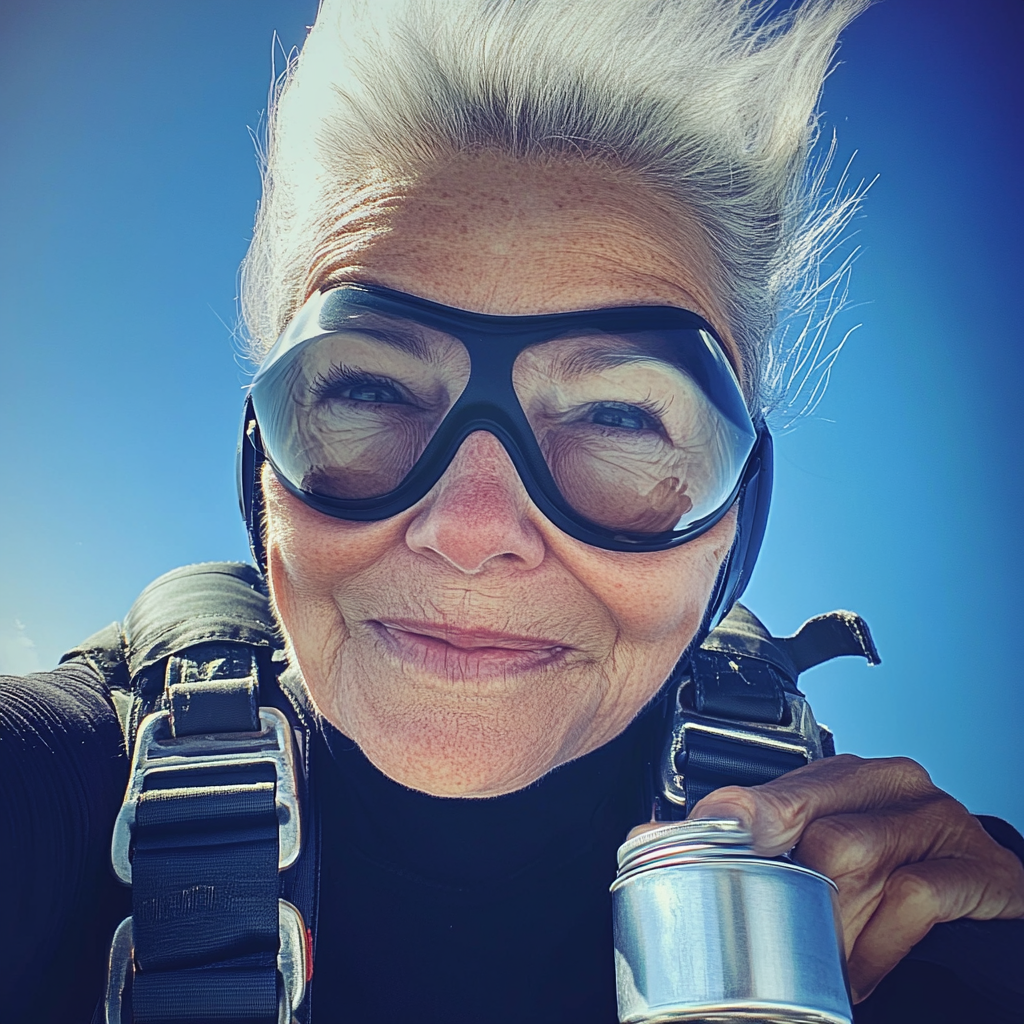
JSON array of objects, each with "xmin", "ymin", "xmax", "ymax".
[{"xmin": 611, "ymin": 819, "xmax": 852, "ymax": 1024}]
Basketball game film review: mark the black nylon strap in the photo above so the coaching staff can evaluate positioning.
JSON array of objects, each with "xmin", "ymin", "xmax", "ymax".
[
  {"xmin": 677, "ymin": 732, "xmax": 808, "ymax": 806},
  {"xmin": 676, "ymin": 650, "xmax": 808, "ymax": 808},
  {"xmin": 691, "ymin": 649, "xmax": 786, "ymax": 724},
  {"xmin": 132, "ymin": 967, "xmax": 279, "ymax": 1024},
  {"xmin": 665, "ymin": 602, "xmax": 880, "ymax": 812},
  {"xmin": 133, "ymin": 773, "xmax": 279, "ymax": 971},
  {"xmin": 776, "ymin": 610, "xmax": 880, "ymax": 675},
  {"xmin": 167, "ymin": 678, "xmax": 260, "ymax": 735},
  {"xmin": 92, "ymin": 564, "xmax": 315, "ymax": 1024},
  {"xmin": 166, "ymin": 645, "xmax": 261, "ymax": 736},
  {"xmin": 126, "ymin": 644, "xmax": 282, "ymax": 1022}
]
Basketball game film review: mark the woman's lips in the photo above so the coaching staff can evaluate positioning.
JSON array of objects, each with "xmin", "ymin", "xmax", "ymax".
[{"xmin": 369, "ymin": 618, "xmax": 571, "ymax": 679}]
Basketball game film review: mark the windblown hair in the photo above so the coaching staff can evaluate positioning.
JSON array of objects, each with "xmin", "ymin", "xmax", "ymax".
[{"xmin": 241, "ymin": 0, "xmax": 870, "ymax": 417}]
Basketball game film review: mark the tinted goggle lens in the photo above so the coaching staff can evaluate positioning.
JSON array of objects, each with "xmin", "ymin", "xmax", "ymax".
[{"xmin": 250, "ymin": 286, "xmax": 756, "ymax": 542}]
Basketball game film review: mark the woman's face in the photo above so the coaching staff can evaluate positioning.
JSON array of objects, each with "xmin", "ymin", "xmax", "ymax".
[{"xmin": 264, "ymin": 153, "xmax": 741, "ymax": 797}]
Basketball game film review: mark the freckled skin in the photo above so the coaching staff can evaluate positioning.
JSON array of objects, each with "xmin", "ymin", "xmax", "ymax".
[
  {"xmin": 266, "ymin": 153, "xmax": 739, "ymax": 797},
  {"xmin": 263, "ymin": 153, "xmax": 1024, "ymax": 1001}
]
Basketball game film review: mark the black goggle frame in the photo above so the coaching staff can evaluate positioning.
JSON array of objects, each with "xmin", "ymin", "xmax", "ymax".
[{"xmin": 238, "ymin": 284, "xmax": 773, "ymax": 621}]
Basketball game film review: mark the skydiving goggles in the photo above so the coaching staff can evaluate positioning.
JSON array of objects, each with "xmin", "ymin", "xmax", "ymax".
[{"xmin": 239, "ymin": 283, "xmax": 769, "ymax": 557}]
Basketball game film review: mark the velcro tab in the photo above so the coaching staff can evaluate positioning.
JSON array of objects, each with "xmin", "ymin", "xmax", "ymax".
[{"xmin": 776, "ymin": 610, "xmax": 880, "ymax": 675}]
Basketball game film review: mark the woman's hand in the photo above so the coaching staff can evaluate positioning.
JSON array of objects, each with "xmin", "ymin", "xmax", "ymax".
[{"xmin": 688, "ymin": 754, "xmax": 1024, "ymax": 1002}]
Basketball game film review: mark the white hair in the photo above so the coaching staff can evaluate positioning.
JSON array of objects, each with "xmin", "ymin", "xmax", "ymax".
[{"xmin": 241, "ymin": 0, "xmax": 871, "ymax": 417}]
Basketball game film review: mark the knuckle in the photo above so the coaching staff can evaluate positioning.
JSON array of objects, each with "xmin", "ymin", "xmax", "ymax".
[
  {"xmin": 880, "ymin": 756, "xmax": 933, "ymax": 793},
  {"xmin": 996, "ymin": 844, "xmax": 1024, "ymax": 883},
  {"xmin": 758, "ymin": 785, "xmax": 814, "ymax": 834},
  {"xmin": 709, "ymin": 784, "xmax": 755, "ymax": 803},
  {"xmin": 799, "ymin": 817, "xmax": 877, "ymax": 876},
  {"xmin": 829, "ymin": 752, "xmax": 866, "ymax": 770},
  {"xmin": 887, "ymin": 868, "xmax": 942, "ymax": 918},
  {"xmin": 930, "ymin": 794, "xmax": 971, "ymax": 829},
  {"xmin": 836, "ymin": 831, "xmax": 878, "ymax": 876},
  {"xmin": 975, "ymin": 834, "xmax": 1024, "ymax": 889}
]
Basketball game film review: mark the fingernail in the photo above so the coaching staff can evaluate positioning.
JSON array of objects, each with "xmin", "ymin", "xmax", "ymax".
[{"xmin": 688, "ymin": 800, "xmax": 751, "ymax": 832}]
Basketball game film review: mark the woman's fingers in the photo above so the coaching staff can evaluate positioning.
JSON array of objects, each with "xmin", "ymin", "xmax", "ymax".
[
  {"xmin": 847, "ymin": 858, "xmax": 969, "ymax": 1002},
  {"xmin": 690, "ymin": 753, "xmax": 937, "ymax": 857},
  {"xmin": 792, "ymin": 811, "xmax": 895, "ymax": 954},
  {"xmin": 846, "ymin": 852, "xmax": 1024, "ymax": 1002},
  {"xmin": 793, "ymin": 803, "xmax": 1024, "ymax": 954}
]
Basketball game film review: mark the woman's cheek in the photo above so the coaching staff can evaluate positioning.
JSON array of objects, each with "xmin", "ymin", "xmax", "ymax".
[
  {"xmin": 558, "ymin": 510, "xmax": 737, "ymax": 646},
  {"xmin": 262, "ymin": 472, "xmax": 379, "ymax": 698}
]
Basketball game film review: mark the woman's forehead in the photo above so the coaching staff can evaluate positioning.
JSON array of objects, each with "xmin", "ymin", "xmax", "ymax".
[{"xmin": 305, "ymin": 153, "xmax": 743, "ymax": 373}]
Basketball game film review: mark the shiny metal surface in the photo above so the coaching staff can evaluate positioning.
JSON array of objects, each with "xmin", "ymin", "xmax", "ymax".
[
  {"xmin": 613, "ymin": 822, "xmax": 852, "ymax": 1024},
  {"xmin": 659, "ymin": 676, "xmax": 826, "ymax": 812},
  {"xmin": 617, "ymin": 819, "xmax": 753, "ymax": 868},
  {"xmin": 111, "ymin": 706, "xmax": 302, "ymax": 884},
  {"xmin": 278, "ymin": 899, "xmax": 309, "ymax": 1017},
  {"xmin": 103, "ymin": 916, "xmax": 133, "ymax": 1024}
]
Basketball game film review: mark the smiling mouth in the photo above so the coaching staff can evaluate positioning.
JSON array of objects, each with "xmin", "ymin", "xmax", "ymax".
[{"xmin": 369, "ymin": 618, "xmax": 572, "ymax": 679}]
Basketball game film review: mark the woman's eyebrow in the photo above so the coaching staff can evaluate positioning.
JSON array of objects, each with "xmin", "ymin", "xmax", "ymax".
[
  {"xmin": 340, "ymin": 318, "xmax": 434, "ymax": 359},
  {"xmin": 551, "ymin": 347, "xmax": 676, "ymax": 379}
]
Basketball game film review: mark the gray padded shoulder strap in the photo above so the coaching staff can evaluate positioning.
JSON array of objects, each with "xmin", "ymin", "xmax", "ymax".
[
  {"xmin": 78, "ymin": 563, "xmax": 316, "ymax": 1024},
  {"xmin": 121, "ymin": 561, "xmax": 278, "ymax": 679}
]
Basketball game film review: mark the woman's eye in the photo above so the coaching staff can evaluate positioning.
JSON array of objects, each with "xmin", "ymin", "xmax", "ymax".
[
  {"xmin": 345, "ymin": 383, "xmax": 404, "ymax": 404},
  {"xmin": 310, "ymin": 365, "xmax": 413, "ymax": 406},
  {"xmin": 587, "ymin": 402, "xmax": 660, "ymax": 432}
]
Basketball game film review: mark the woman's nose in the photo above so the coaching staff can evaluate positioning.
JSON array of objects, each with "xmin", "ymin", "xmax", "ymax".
[{"xmin": 404, "ymin": 431, "xmax": 546, "ymax": 573}]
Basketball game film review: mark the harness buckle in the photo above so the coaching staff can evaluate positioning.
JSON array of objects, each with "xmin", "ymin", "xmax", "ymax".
[
  {"xmin": 111, "ymin": 706, "xmax": 302, "ymax": 885},
  {"xmin": 104, "ymin": 900, "xmax": 310, "ymax": 1024},
  {"xmin": 660, "ymin": 675, "xmax": 825, "ymax": 811}
]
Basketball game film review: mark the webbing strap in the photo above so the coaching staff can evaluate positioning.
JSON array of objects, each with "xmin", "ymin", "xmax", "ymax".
[
  {"xmin": 99, "ymin": 564, "xmax": 313, "ymax": 1024},
  {"xmin": 679, "ymin": 732, "xmax": 809, "ymax": 806},
  {"xmin": 777, "ymin": 610, "xmax": 880, "ymax": 675},
  {"xmin": 133, "ymin": 774, "xmax": 279, "ymax": 969},
  {"xmin": 123, "ymin": 658, "xmax": 284, "ymax": 1023},
  {"xmin": 166, "ymin": 643, "xmax": 260, "ymax": 736},
  {"xmin": 680, "ymin": 652, "xmax": 807, "ymax": 808},
  {"xmin": 132, "ymin": 969, "xmax": 279, "ymax": 1024},
  {"xmin": 691, "ymin": 648, "xmax": 786, "ymax": 724}
]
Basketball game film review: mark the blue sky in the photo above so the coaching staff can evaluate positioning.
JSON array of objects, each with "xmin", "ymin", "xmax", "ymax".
[{"xmin": 1, "ymin": 1, "xmax": 1021, "ymax": 825}]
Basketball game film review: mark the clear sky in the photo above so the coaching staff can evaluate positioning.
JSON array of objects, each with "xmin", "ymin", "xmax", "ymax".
[{"xmin": 1, "ymin": 1, "xmax": 1021, "ymax": 825}]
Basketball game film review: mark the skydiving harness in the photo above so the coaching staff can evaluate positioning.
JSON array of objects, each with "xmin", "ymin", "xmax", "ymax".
[{"xmin": 73, "ymin": 561, "xmax": 878, "ymax": 1024}]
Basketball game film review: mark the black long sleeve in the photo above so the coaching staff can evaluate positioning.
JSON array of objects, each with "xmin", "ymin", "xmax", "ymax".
[{"xmin": 0, "ymin": 662, "xmax": 130, "ymax": 1022}]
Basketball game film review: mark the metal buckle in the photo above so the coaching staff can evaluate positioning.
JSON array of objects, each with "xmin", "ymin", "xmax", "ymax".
[
  {"xmin": 104, "ymin": 900, "xmax": 309, "ymax": 1024},
  {"xmin": 278, "ymin": 900, "xmax": 310, "ymax": 1023},
  {"xmin": 111, "ymin": 706, "xmax": 302, "ymax": 884},
  {"xmin": 103, "ymin": 916, "xmax": 133, "ymax": 1024},
  {"xmin": 659, "ymin": 675, "xmax": 825, "ymax": 810}
]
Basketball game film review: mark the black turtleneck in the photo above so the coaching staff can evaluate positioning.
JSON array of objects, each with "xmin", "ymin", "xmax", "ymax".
[{"xmin": 311, "ymin": 706, "xmax": 663, "ymax": 1023}]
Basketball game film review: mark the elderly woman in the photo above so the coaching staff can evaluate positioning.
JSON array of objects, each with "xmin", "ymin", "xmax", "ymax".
[{"xmin": 2, "ymin": 1, "xmax": 1022, "ymax": 1022}]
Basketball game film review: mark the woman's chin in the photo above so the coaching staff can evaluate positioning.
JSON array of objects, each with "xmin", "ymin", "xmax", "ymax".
[{"xmin": 330, "ymin": 694, "xmax": 588, "ymax": 797}]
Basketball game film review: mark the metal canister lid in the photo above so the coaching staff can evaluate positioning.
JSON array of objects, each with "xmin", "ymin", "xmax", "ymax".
[{"xmin": 616, "ymin": 817, "xmax": 752, "ymax": 872}]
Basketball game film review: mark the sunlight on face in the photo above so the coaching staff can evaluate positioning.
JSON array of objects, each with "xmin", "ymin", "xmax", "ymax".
[{"xmin": 264, "ymin": 153, "xmax": 740, "ymax": 797}]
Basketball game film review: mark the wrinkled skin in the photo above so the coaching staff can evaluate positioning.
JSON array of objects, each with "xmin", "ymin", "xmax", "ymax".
[{"xmin": 264, "ymin": 152, "xmax": 1024, "ymax": 1001}]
